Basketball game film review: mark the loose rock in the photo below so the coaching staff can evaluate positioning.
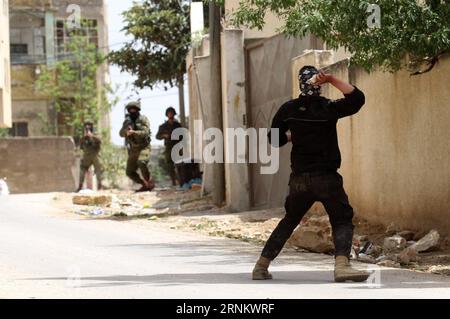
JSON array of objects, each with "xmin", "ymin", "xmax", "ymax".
[
  {"xmin": 397, "ymin": 246, "xmax": 420, "ymax": 265},
  {"xmin": 410, "ymin": 229, "xmax": 440, "ymax": 252},
  {"xmin": 72, "ymin": 195, "xmax": 112, "ymax": 206},
  {"xmin": 288, "ymin": 225, "xmax": 334, "ymax": 253},
  {"xmin": 383, "ymin": 235, "xmax": 407, "ymax": 252},
  {"xmin": 358, "ymin": 253, "xmax": 376, "ymax": 264}
]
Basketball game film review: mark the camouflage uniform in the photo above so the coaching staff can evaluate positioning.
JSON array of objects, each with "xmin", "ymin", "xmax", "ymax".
[
  {"xmin": 119, "ymin": 113, "xmax": 152, "ymax": 186},
  {"xmin": 78, "ymin": 135, "xmax": 102, "ymax": 190},
  {"xmin": 156, "ymin": 120, "xmax": 182, "ymax": 184}
]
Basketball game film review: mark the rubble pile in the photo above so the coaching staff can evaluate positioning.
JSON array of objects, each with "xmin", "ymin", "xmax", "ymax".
[
  {"xmin": 70, "ymin": 189, "xmax": 209, "ymax": 219},
  {"xmin": 273, "ymin": 212, "xmax": 444, "ymax": 268},
  {"xmin": 354, "ymin": 229, "xmax": 441, "ymax": 268},
  {"xmin": 72, "ymin": 192, "xmax": 163, "ymax": 218}
]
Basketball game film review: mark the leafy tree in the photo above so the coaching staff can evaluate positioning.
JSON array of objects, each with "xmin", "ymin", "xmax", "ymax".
[
  {"xmin": 109, "ymin": 0, "xmax": 191, "ymax": 125},
  {"xmin": 99, "ymin": 142, "xmax": 128, "ymax": 189},
  {"xmin": 232, "ymin": 0, "xmax": 450, "ymax": 74},
  {"xmin": 36, "ymin": 34, "xmax": 124, "ymax": 190},
  {"xmin": 36, "ymin": 36, "xmax": 114, "ymax": 137},
  {"xmin": 0, "ymin": 128, "xmax": 10, "ymax": 137}
]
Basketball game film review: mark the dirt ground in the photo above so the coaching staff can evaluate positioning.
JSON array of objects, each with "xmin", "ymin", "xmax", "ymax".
[{"xmin": 55, "ymin": 188, "xmax": 450, "ymax": 277}]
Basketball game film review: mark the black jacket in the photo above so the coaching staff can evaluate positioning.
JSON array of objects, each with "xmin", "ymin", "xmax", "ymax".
[{"xmin": 269, "ymin": 87, "xmax": 365, "ymax": 173}]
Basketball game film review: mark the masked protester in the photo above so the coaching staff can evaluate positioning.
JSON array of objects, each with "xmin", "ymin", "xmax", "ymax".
[
  {"xmin": 77, "ymin": 121, "xmax": 102, "ymax": 192},
  {"xmin": 119, "ymin": 101, "xmax": 155, "ymax": 192},
  {"xmin": 253, "ymin": 65, "xmax": 370, "ymax": 283},
  {"xmin": 156, "ymin": 107, "xmax": 182, "ymax": 186}
]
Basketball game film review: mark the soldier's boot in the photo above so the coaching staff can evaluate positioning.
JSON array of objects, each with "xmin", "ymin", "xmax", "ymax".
[
  {"xmin": 135, "ymin": 184, "xmax": 149, "ymax": 193},
  {"xmin": 145, "ymin": 178, "xmax": 155, "ymax": 191},
  {"xmin": 169, "ymin": 171, "xmax": 177, "ymax": 186},
  {"xmin": 334, "ymin": 256, "xmax": 370, "ymax": 283},
  {"xmin": 252, "ymin": 256, "xmax": 273, "ymax": 280},
  {"xmin": 97, "ymin": 181, "xmax": 103, "ymax": 191}
]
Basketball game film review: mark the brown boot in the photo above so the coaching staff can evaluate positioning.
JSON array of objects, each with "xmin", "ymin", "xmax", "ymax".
[
  {"xmin": 334, "ymin": 256, "xmax": 370, "ymax": 283},
  {"xmin": 252, "ymin": 256, "xmax": 273, "ymax": 280},
  {"xmin": 135, "ymin": 185, "xmax": 149, "ymax": 193},
  {"xmin": 145, "ymin": 178, "xmax": 155, "ymax": 191}
]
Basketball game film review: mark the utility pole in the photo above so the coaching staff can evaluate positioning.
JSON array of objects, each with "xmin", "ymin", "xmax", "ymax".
[
  {"xmin": 178, "ymin": 77, "xmax": 186, "ymax": 127},
  {"xmin": 209, "ymin": 1, "xmax": 225, "ymax": 206}
]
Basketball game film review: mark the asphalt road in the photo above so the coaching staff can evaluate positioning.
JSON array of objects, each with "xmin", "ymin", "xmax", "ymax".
[{"xmin": 1, "ymin": 193, "xmax": 450, "ymax": 299}]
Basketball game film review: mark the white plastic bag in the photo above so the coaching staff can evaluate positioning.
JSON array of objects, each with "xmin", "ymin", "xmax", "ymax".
[{"xmin": 0, "ymin": 178, "xmax": 10, "ymax": 196}]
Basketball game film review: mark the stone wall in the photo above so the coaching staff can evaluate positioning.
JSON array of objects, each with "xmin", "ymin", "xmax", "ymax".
[{"xmin": 0, "ymin": 137, "xmax": 77, "ymax": 193}]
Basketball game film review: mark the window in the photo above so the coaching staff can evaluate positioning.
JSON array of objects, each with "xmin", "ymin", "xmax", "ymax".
[
  {"xmin": 55, "ymin": 19, "xmax": 99, "ymax": 59},
  {"xmin": 10, "ymin": 122, "xmax": 29, "ymax": 137},
  {"xmin": 10, "ymin": 44, "xmax": 28, "ymax": 55},
  {"xmin": 10, "ymin": 24, "xmax": 46, "ymax": 64}
]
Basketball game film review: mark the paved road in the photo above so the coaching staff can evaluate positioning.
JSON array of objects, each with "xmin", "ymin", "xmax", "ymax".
[{"xmin": 1, "ymin": 193, "xmax": 450, "ymax": 299}]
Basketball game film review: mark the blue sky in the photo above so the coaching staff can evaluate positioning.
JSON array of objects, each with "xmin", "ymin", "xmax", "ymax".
[{"xmin": 106, "ymin": 0, "xmax": 189, "ymax": 146}]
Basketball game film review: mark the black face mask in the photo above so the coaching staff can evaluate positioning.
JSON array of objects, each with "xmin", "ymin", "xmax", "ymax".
[
  {"xmin": 129, "ymin": 112, "xmax": 139, "ymax": 121},
  {"xmin": 299, "ymin": 67, "xmax": 321, "ymax": 97}
]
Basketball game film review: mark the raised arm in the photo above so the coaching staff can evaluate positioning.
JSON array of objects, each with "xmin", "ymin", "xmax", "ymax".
[{"xmin": 316, "ymin": 71, "xmax": 365, "ymax": 118}]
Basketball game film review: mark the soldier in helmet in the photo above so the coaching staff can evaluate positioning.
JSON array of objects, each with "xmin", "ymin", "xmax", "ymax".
[
  {"xmin": 120, "ymin": 101, "xmax": 155, "ymax": 192},
  {"xmin": 77, "ymin": 121, "xmax": 103, "ymax": 192},
  {"xmin": 156, "ymin": 106, "xmax": 182, "ymax": 186}
]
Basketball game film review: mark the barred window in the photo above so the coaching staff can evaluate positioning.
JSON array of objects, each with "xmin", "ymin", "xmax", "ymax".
[{"xmin": 55, "ymin": 19, "xmax": 99, "ymax": 59}]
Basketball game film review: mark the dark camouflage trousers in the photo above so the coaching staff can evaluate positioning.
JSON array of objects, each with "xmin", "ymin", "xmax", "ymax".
[
  {"xmin": 79, "ymin": 155, "xmax": 102, "ymax": 187},
  {"xmin": 126, "ymin": 146, "xmax": 151, "ymax": 185},
  {"xmin": 261, "ymin": 171, "xmax": 354, "ymax": 259},
  {"xmin": 164, "ymin": 146, "xmax": 177, "ymax": 183}
]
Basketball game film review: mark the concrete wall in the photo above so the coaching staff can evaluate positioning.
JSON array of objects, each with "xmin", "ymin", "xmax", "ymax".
[
  {"xmin": 246, "ymin": 34, "xmax": 324, "ymax": 209},
  {"xmin": 12, "ymin": 99, "xmax": 54, "ymax": 136},
  {"xmin": 0, "ymin": 137, "xmax": 77, "ymax": 193},
  {"xmin": 221, "ymin": 29, "xmax": 250, "ymax": 211},
  {"xmin": 187, "ymin": 37, "xmax": 214, "ymax": 194},
  {"xmin": 289, "ymin": 51, "xmax": 450, "ymax": 234},
  {"xmin": 225, "ymin": 0, "xmax": 283, "ymax": 40},
  {"xmin": 0, "ymin": 0, "xmax": 12, "ymax": 128}
]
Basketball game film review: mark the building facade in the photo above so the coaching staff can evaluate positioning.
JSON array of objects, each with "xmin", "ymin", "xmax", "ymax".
[
  {"xmin": 0, "ymin": 0, "xmax": 12, "ymax": 128},
  {"xmin": 8, "ymin": 0, "xmax": 109, "ymax": 137}
]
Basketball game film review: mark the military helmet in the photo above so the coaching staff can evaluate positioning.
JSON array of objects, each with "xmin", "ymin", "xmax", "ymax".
[
  {"xmin": 165, "ymin": 106, "xmax": 177, "ymax": 116},
  {"xmin": 126, "ymin": 101, "xmax": 141, "ymax": 111},
  {"xmin": 83, "ymin": 121, "xmax": 95, "ymax": 130}
]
